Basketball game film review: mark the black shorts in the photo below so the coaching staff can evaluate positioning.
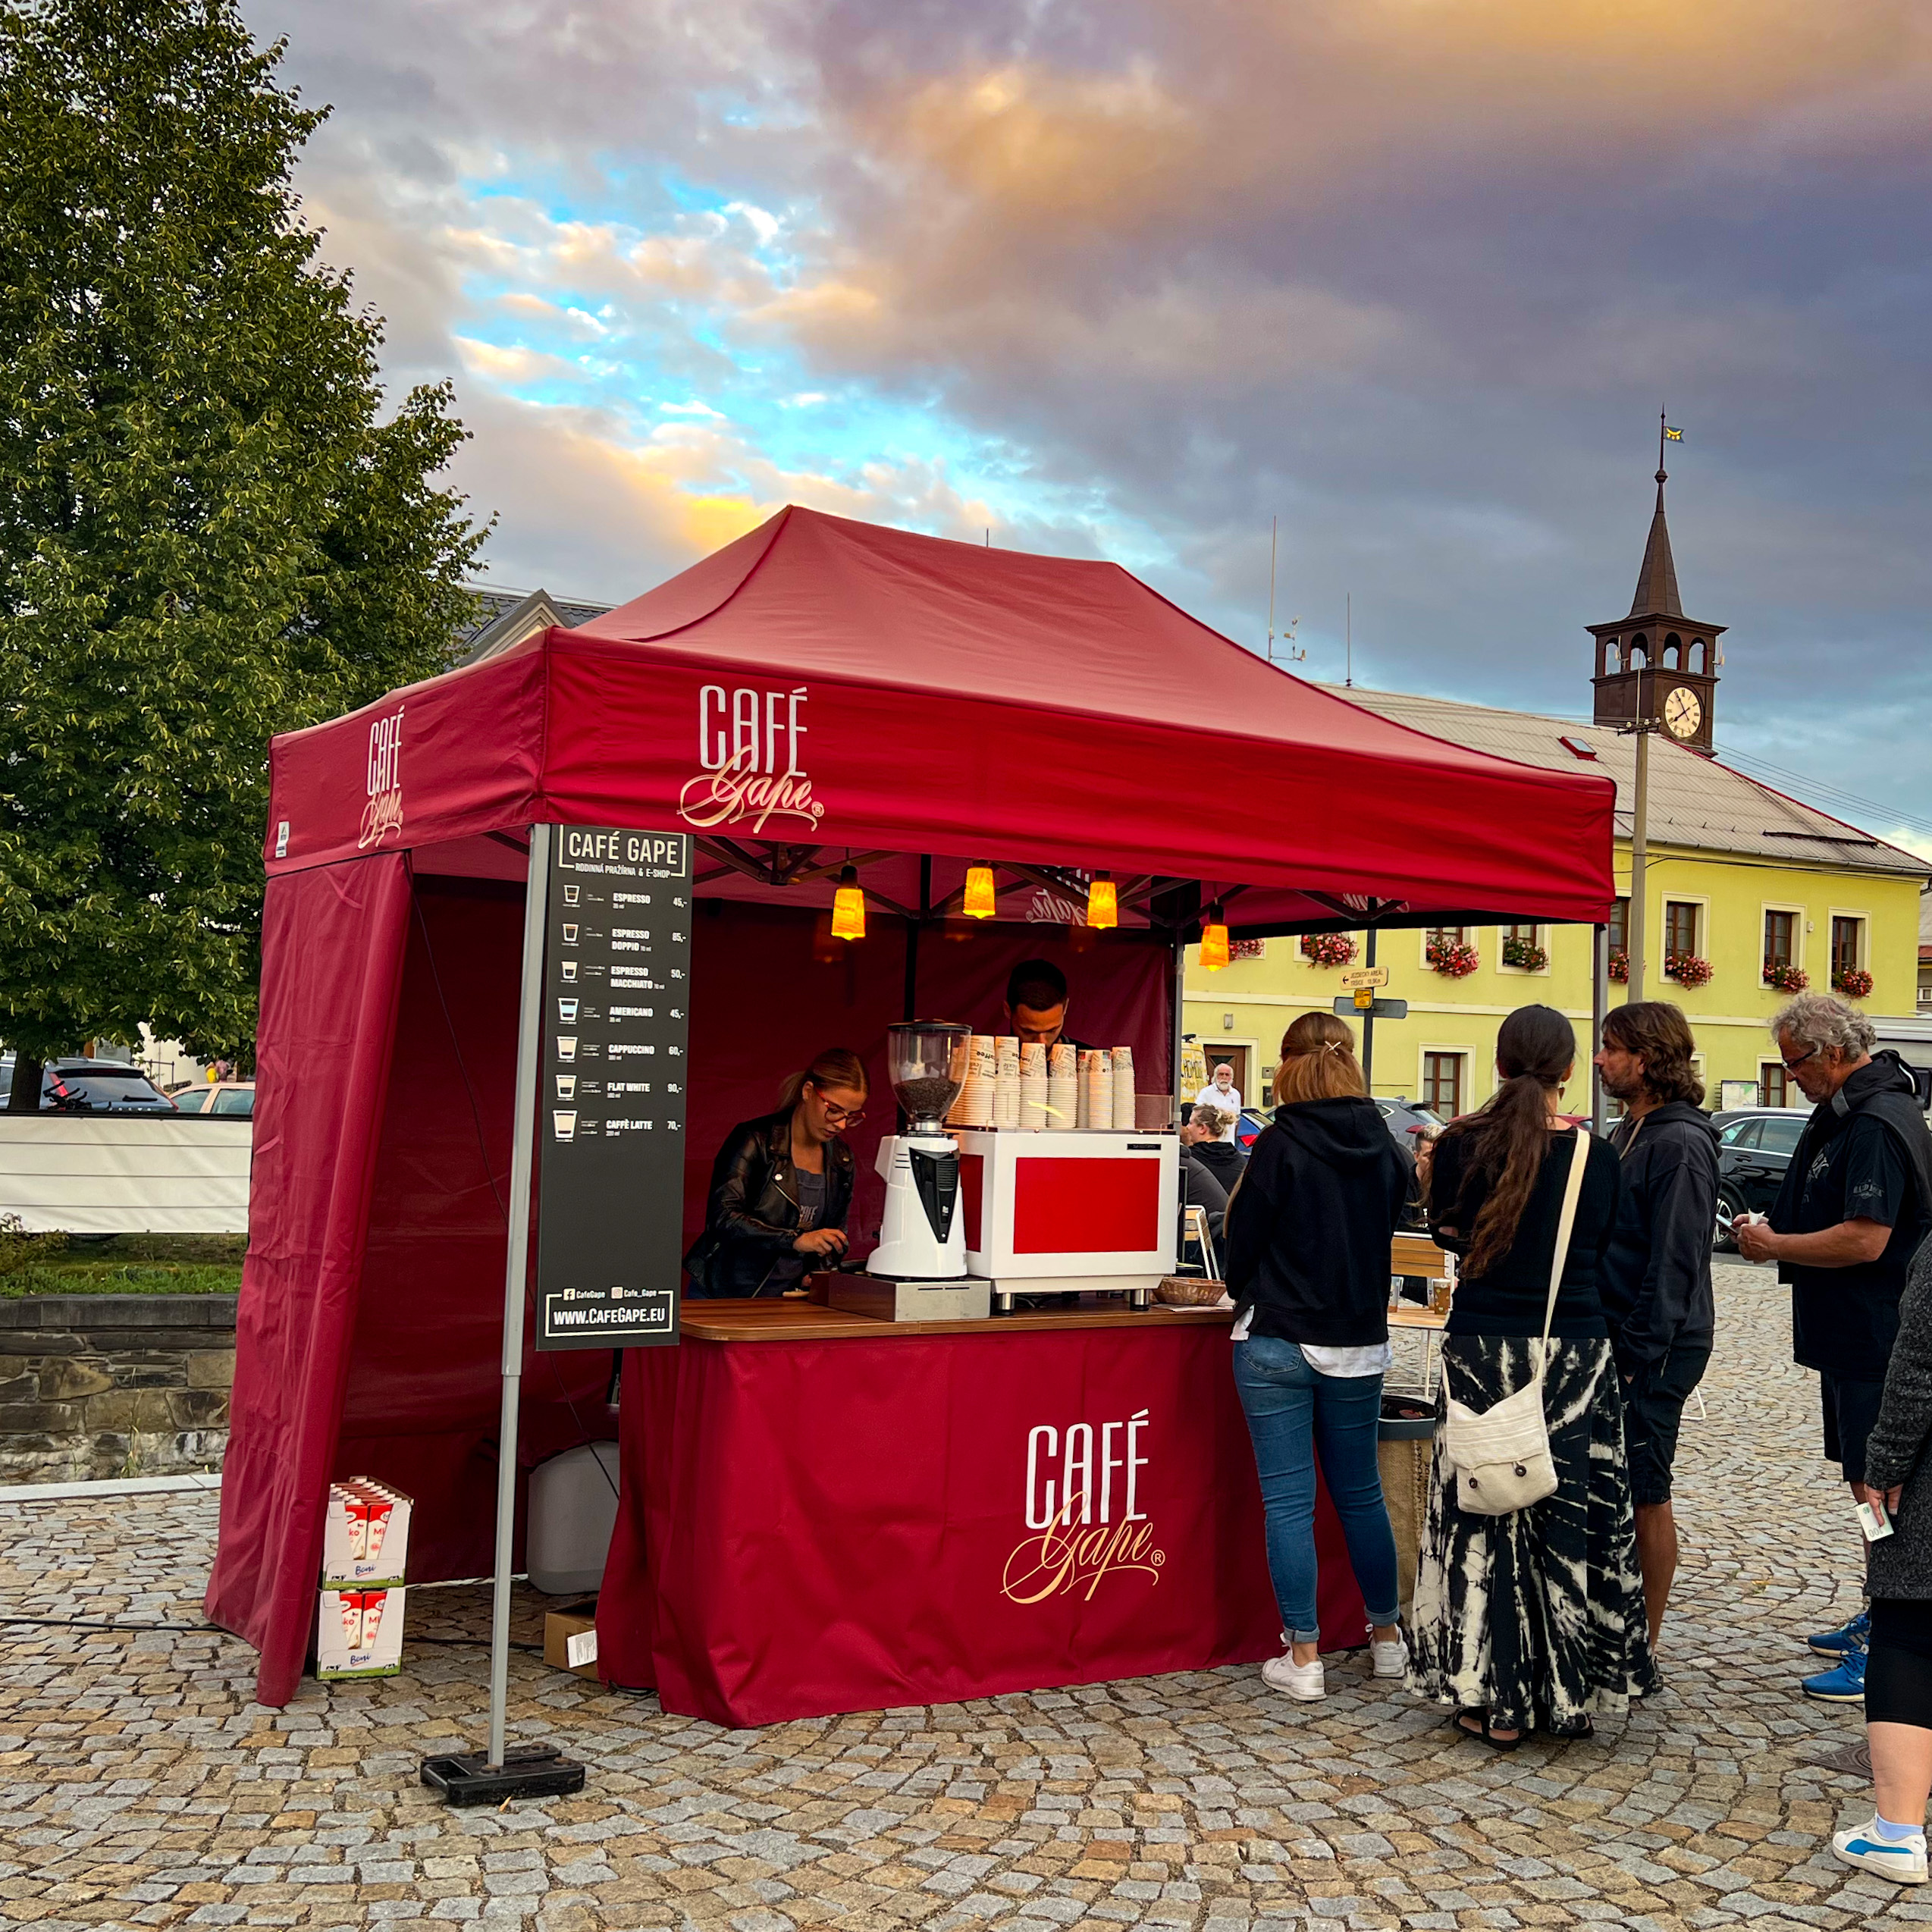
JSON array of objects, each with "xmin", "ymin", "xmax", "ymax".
[
  {"xmin": 1868, "ymin": 1600, "xmax": 1932, "ymax": 1730},
  {"xmin": 1621, "ymin": 1344, "xmax": 1711, "ymax": 1507},
  {"xmin": 1822, "ymin": 1373, "xmax": 1888, "ymax": 1486}
]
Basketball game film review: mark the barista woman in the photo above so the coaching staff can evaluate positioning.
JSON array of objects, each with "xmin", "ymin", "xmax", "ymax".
[{"xmin": 683, "ymin": 1048, "xmax": 869, "ymax": 1297}]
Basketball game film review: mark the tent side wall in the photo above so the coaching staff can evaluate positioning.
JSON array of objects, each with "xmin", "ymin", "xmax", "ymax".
[{"xmin": 205, "ymin": 855, "xmax": 417, "ymax": 1702}]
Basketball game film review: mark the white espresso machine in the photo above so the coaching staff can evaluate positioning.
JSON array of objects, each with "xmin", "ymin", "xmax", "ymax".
[{"xmin": 831, "ymin": 1022, "xmax": 990, "ymax": 1320}]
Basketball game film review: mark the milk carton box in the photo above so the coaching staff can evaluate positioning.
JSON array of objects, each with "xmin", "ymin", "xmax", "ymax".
[
  {"xmin": 315, "ymin": 1586, "xmax": 406, "ymax": 1680},
  {"xmin": 321, "ymin": 1479, "xmax": 412, "ymax": 1589}
]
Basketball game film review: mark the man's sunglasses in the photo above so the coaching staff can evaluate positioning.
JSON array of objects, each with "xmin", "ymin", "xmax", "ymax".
[{"xmin": 1779, "ymin": 1046, "xmax": 1820, "ymax": 1072}]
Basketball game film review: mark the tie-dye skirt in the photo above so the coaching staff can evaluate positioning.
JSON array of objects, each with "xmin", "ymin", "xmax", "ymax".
[{"xmin": 1407, "ymin": 1335, "xmax": 1660, "ymax": 1733}]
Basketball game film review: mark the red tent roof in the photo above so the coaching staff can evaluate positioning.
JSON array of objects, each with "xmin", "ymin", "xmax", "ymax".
[{"xmin": 267, "ymin": 506, "xmax": 1614, "ymax": 925}]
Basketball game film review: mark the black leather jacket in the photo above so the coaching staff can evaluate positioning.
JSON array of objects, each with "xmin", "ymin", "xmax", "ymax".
[{"xmin": 685, "ymin": 1111, "xmax": 857, "ymax": 1297}]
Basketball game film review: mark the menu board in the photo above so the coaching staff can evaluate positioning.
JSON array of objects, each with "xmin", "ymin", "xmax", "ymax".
[{"xmin": 533, "ymin": 826, "xmax": 692, "ymax": 1350}]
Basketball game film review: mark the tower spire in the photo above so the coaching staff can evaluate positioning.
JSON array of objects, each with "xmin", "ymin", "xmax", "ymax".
[{"xmin": 1629, "ymin": 411, "xmax": 1682, "ymax": 617}]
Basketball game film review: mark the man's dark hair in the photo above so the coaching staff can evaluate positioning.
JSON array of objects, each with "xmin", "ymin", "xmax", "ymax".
[
  {"xmin": 1602, "ymin": 1000, "xmax": 1705, "ymax": 1107},
  {"xmin": 1005, "ymin": 958, "xmax": 1068, "ymax": 1012}
]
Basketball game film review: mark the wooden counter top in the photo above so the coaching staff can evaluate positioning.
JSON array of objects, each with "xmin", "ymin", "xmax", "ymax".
[{"xmin": 678, "ymin": 1299, "xmax": 1236, "ymax": 1344}]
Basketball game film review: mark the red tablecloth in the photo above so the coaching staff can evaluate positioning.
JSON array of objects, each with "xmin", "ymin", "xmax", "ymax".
[{"xmin": 597, "ymin": 1318, "xmax": 1368, "ymax": 1727}]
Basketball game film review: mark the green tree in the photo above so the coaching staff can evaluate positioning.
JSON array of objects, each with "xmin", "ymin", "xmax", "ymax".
[{"xmin": 0, "ymin": 0, "xmax": 484, "ymax": 1105}]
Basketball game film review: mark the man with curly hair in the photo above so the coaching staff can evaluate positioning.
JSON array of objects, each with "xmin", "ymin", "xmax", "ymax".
[{"xmin": 1594, "ymin": 1000, "xmax": 1719, "ymax": 1654}]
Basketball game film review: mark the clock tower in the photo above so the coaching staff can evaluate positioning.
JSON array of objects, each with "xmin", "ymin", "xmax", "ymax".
[{"xmin": 1587, "ymin": 454, "xmax": 1723, "ymax": 752}]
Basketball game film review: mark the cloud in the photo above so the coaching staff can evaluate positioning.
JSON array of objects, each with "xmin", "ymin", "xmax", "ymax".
[{"xmin": 249, "ymin": 0, "xmax": 1932, "ymax": 839}]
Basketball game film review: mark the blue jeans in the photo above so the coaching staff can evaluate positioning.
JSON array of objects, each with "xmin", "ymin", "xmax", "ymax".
[{"xmin": 1233, "ymin": 1336, "xmax": 1401, "ymax": 1645}]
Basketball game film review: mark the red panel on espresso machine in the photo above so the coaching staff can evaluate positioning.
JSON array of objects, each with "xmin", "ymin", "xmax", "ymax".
[
  {"xmin": 960, "ymin": 1153, "xmax": 986, "ymax": 1251},
  {"xmin": 1011, "ymin": 1156, "xmax": 1162, "ymax": 1255}
]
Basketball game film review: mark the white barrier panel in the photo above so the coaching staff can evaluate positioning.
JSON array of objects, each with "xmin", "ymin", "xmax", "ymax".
[{"xmin": 0, "ymin": 1116, "xmax": 252, "ymax": 1235}]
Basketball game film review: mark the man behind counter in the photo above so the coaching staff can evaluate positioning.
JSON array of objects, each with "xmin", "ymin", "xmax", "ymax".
[{"xmin": 1002, "ymin": 959, "xmax": 1092, "ymax": 1052}]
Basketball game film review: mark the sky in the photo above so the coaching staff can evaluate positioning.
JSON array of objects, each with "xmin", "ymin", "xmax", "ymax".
[{"xmin": 248, "ymin": 0, "xmax": 1932, "ymax": 855}]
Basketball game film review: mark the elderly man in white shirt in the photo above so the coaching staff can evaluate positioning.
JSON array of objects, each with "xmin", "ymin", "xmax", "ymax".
[{"xmin": 1193, "ymin": 1063, "xmax": 1243, "ymax": 1138}]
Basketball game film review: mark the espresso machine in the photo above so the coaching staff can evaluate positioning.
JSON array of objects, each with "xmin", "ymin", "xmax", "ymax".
[{"xmin": 831, "ymin": 1021, "xmax": 989, "ymax": 1319}]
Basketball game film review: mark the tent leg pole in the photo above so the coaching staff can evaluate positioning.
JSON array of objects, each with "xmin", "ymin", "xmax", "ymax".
[
  {"xmin": 488, "ymin": 822, "xmax": 551, "ymax": 1769},
  {"xmin": 1592, "ymin": 922, "xmax": 1609, "ymax": 1134},
  {"xmin": 1171, "ymin": 933, "xmax": 1185, "ymax": 1124}
]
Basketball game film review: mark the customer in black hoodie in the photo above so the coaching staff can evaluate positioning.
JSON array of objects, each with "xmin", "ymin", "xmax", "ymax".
[
  {"xmin": 1594, "ymin": 1002, "xmax": 1719, "ymax": 1651},
  {"xmin": 1223, "ymin": 1012, "xmax": 1413, "ymax": 1702}
]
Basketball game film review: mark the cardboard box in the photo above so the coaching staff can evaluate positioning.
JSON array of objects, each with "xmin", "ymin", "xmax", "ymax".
[
  {"xmin": 543, "ymin": 1597, "xmax": 600, "ymax": 1678},
  {"xmin": 316, "ymin": 1585, "xmax": 406, "ymax": 1680},
  {"xmin": 321, "ymin": 1478, "xmax": 412, "ymax": 1588}
]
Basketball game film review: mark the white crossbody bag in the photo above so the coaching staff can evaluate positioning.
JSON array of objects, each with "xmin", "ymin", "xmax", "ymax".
[{"xmin": 1441, "ymin": 1123, "xmax": 1591, "ymax": 1516}]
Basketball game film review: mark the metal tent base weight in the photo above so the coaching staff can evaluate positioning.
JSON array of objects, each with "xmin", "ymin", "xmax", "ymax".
[{"xmin": 419, "ymin": 1742, "xmax": 586, "ymax": 1806}]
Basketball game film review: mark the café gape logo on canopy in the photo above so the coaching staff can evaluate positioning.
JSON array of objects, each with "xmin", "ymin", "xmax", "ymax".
[
  {"xmin": 358, "ymin": 705, "xmax": 405, "ymax": 850},
  {"xmin": 679, "ymin": 684, "xmax": 824, "ymax": 835},
  {"xmin": 1002, "ymin": 1410, "xmax": 1163, "ymax": 1604}
]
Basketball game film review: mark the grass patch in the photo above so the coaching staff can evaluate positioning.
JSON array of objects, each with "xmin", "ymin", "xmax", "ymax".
[{"xmin": 0, "ymin": 1232, "xmax": 245, "ymax": 1299}]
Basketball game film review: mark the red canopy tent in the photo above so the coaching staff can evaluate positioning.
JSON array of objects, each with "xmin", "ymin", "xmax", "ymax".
[{"xmin": 207, "ymin": 506, "xmax": 1615, "ymax": 1708}]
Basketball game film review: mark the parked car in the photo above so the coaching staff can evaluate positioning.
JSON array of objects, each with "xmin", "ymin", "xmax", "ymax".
[
  {"xmin": 169, "ymin": 1080, "xmax": 256, "ymax": 1119},
  {"xmin": 1712, "ymin": 1107, "xmax": 1811, "ymax": 1250},
  {"xmin": 0, "ymin": 1056, "xmax": 177, "ymax": 1113},
  {"xmin": 1234, "ymin": 1095, "xmax": 1442, "ymax": 1153}
]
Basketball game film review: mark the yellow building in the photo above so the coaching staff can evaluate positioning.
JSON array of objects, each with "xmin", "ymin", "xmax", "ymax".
[{"xmin": 1184, "ymin": 473, "xmax": 1928, "ymax": 1116}]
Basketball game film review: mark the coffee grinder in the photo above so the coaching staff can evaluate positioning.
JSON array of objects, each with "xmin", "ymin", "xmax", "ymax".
[{"xmin": 867, "ymin": 1021, "xmax": 972, "ymax": 1283}]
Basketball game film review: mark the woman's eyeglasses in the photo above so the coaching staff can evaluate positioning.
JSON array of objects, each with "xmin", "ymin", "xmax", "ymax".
[{"xmin": 811, "ymin": 1093, "xmax": 866, "ymax": 1128}]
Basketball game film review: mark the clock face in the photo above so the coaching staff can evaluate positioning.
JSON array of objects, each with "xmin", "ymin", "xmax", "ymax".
[{"xmin": 1662, "ymin": 685, "xmax": 1702, "ymax": 739}]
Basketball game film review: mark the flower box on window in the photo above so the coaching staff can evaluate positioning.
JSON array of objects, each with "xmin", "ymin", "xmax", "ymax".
[
  {"xmin": 1763, "ymin": 961, "xmax": 1809, "ymax": 993},
  {"xmin": 1425, "ymin": 937, "xmax": 1480, "ymax": 979},
  {"xmin": 1665, "ymin": 952, "xmax": 1714, "ymax": 989},
  {"xmin": 1501, "ymin": 934, "xmax": 1548, "ymax": 973},
  {"xmin": 1299, "ymin": 933, "xmax": 1356, "ymax": 968},
  {"xmin": 1833, "ymin": 966, "xmax": 1874, "ymax": 999},
  {"xmin": 1230, "ymin": 937, "xmax": 1267, "ymax": 961},
  {"xmin": 1607, "ymin": 949, "xmax": 1630, "ymax": 983}
]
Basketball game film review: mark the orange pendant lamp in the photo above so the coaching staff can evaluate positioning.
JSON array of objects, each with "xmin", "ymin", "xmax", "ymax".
[
  {"xmin": 1086, "ymin": 872, "xmax": 1118, "ymax": 930},
  {"xmin": 963, "ymin": 862, "xmax": 997, "ymax": 918},
  {"xmin": 830, "ymin": 864, "xmax": 866, "ymax": 941},
  {"xmin": 1200, "ymin": 901, "xmax": 1231, "ymax": 971}
]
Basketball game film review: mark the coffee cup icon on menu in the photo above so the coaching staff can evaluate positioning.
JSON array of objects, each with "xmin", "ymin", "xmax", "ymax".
[
  {"xmin": 554, "ymin": 1111, "xmax": 577, "ymax": 1142},
  {"xmin": 563, "ymin": 883, "xmax": 580, "ymax": 905},
  {"xmin": 558, "ymin": 998, "xmax": 578, "ymax": 1022},
  {"xmin": 556, "ymin": 1074, "xmax": 576, "ymax": 1100},
  {"xmin": 562, "ymin": 924, "xmax": 579, "ymax": 944},
  {"xmin": 561, "ymin": 960, "xmax": 579, "ymax": 983},
  {"xmin": 557, "ymin": 1037, "xmax": 577, "ymax": 1062}
]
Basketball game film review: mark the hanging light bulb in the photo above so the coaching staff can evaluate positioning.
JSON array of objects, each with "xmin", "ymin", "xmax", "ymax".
[
  {"xmin": 1200, "ymin": 902, "xmax": 1231, "ymax": 971},
  {"xmin": 830, "ymin": 864, "xmax": 866, "ymax": 941},
  {"xmin": 1086, "ymin": 872, "xmax": 1118, "ymax": 930},
  {"xmin": 963, "ymin": 862, "xmax": 997, "ymax": 919}
]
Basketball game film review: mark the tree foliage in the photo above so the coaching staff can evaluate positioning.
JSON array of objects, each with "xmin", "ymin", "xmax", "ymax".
[{"xmin": 0, "ymin": 0, "xmax": 484, "ymax": 1069}]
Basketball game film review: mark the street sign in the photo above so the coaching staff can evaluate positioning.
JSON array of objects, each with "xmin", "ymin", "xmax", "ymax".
[
  {"xmin": 1334, "ymin": 996, "xmax": 1409, "ymax": 1021},
  {"xmin": 1339, "ymin": 965, "xmax": 1389, "ymax": 991},
  {"xmin": 535, "ymin": 826, "xmax": 693, "ymax": 1350}
]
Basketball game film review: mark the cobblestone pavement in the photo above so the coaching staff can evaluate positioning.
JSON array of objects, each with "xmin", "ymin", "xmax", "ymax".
[{"xmin": 2, "ymin": 1264, "xmax": 1925, "ymax": 1931}]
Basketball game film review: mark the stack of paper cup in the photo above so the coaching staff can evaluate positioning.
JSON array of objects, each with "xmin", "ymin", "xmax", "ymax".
[
  {"xmin": 994, "ymin": 1036, "xmax": 1021, "ymax": 1129},
  {"xmin": 1076, "ymin": 1049, "xmax": 1095, "ymax": 1128},
  {"xmin": 1020, "ymin": 1041, "xmax": 1048, "ymax": 1130},
  {"xmin": 1047, "ymin": 1043, "xmax": 1078, "ymax": 1131},
  {"xmin": 1085, "ymin": 1049, "xmax": 1112, "ymax": 1132},
  {"xmin": 948, "ymin": 1035, "xmax": 997, "ymax": 1128},
  {"xmin": 1111, "ymin": 1046, "xmax": 1137, "ymax": 1130}
]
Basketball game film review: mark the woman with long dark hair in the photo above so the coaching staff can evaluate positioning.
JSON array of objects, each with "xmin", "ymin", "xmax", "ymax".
[
  {"xmin": 683, "ymin": 1048, "xmax": 868, "ymax": 1297},
  {"xmin": 1224, "ymin": 1012, "xmax": 1413, "ymax": 1701},
  {"xmin": 1408, "ymin": 1005, "xmax": 1656, "ymax": 1745}
]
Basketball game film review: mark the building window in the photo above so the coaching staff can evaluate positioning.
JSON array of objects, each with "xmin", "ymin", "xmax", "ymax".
[
  {"xmin": 1664, "ymin": 901, "xmax": 1699, "ymax": 959},
  {"xmin": 1831, "ymin": 916, "xmax": 1865, "ymax": 981},
  {"xmin": 1761, "ymin": 1062, "xmax": 1792, "ymax": 1109},
  {"xmin": 1425, "ymin": 925, "xmax": 1467, "ymax": 949},
  {"xmin": 1608, "ymin": 897, "xmax": 1629, "ymax": 955},
  {"xmin": 1422, "ymin": 1052, "xmax": 1465, "ymax": 1117},
  {"xmin": 1500, "ymin": 922, "xmax": 1547, "ymax": 972},
  {"xmin": 1764, "ymin": 908, "xmax": 1796, "ymax": 974}
]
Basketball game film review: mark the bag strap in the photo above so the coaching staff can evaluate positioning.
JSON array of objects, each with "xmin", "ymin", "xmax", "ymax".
[{"xmin": 1538, "ymin": 1124, "xmax": 1592, "ymax": 1352}]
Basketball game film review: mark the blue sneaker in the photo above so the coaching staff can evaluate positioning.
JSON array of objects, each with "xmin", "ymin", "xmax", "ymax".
[
  {"xmin": 1808, "ymin": 1610, "xmax": 1871, "ymax": 1657},
  {"xmin": 1803, "ymin": 1650, "xmax": 1868, "ymax": 1701}
]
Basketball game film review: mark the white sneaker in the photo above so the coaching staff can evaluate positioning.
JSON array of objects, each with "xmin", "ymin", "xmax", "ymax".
[
  {"xmin": 1371, "ymin": 1632, "xmax": 1408, "ymax": 1680},
  {"xmin": 1833, "ymin": 1816, "xmax": 1929, "ymax": 1884},
  {"xmin": 1261, "ymin": 1651, "xmax": 1325, "ymax": 1701}
]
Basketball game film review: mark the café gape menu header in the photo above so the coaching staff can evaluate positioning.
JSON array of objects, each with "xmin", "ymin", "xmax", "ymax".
[{"xmin": 534, "ymin": 826, "xmax": 693, "ymax": 1350}]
